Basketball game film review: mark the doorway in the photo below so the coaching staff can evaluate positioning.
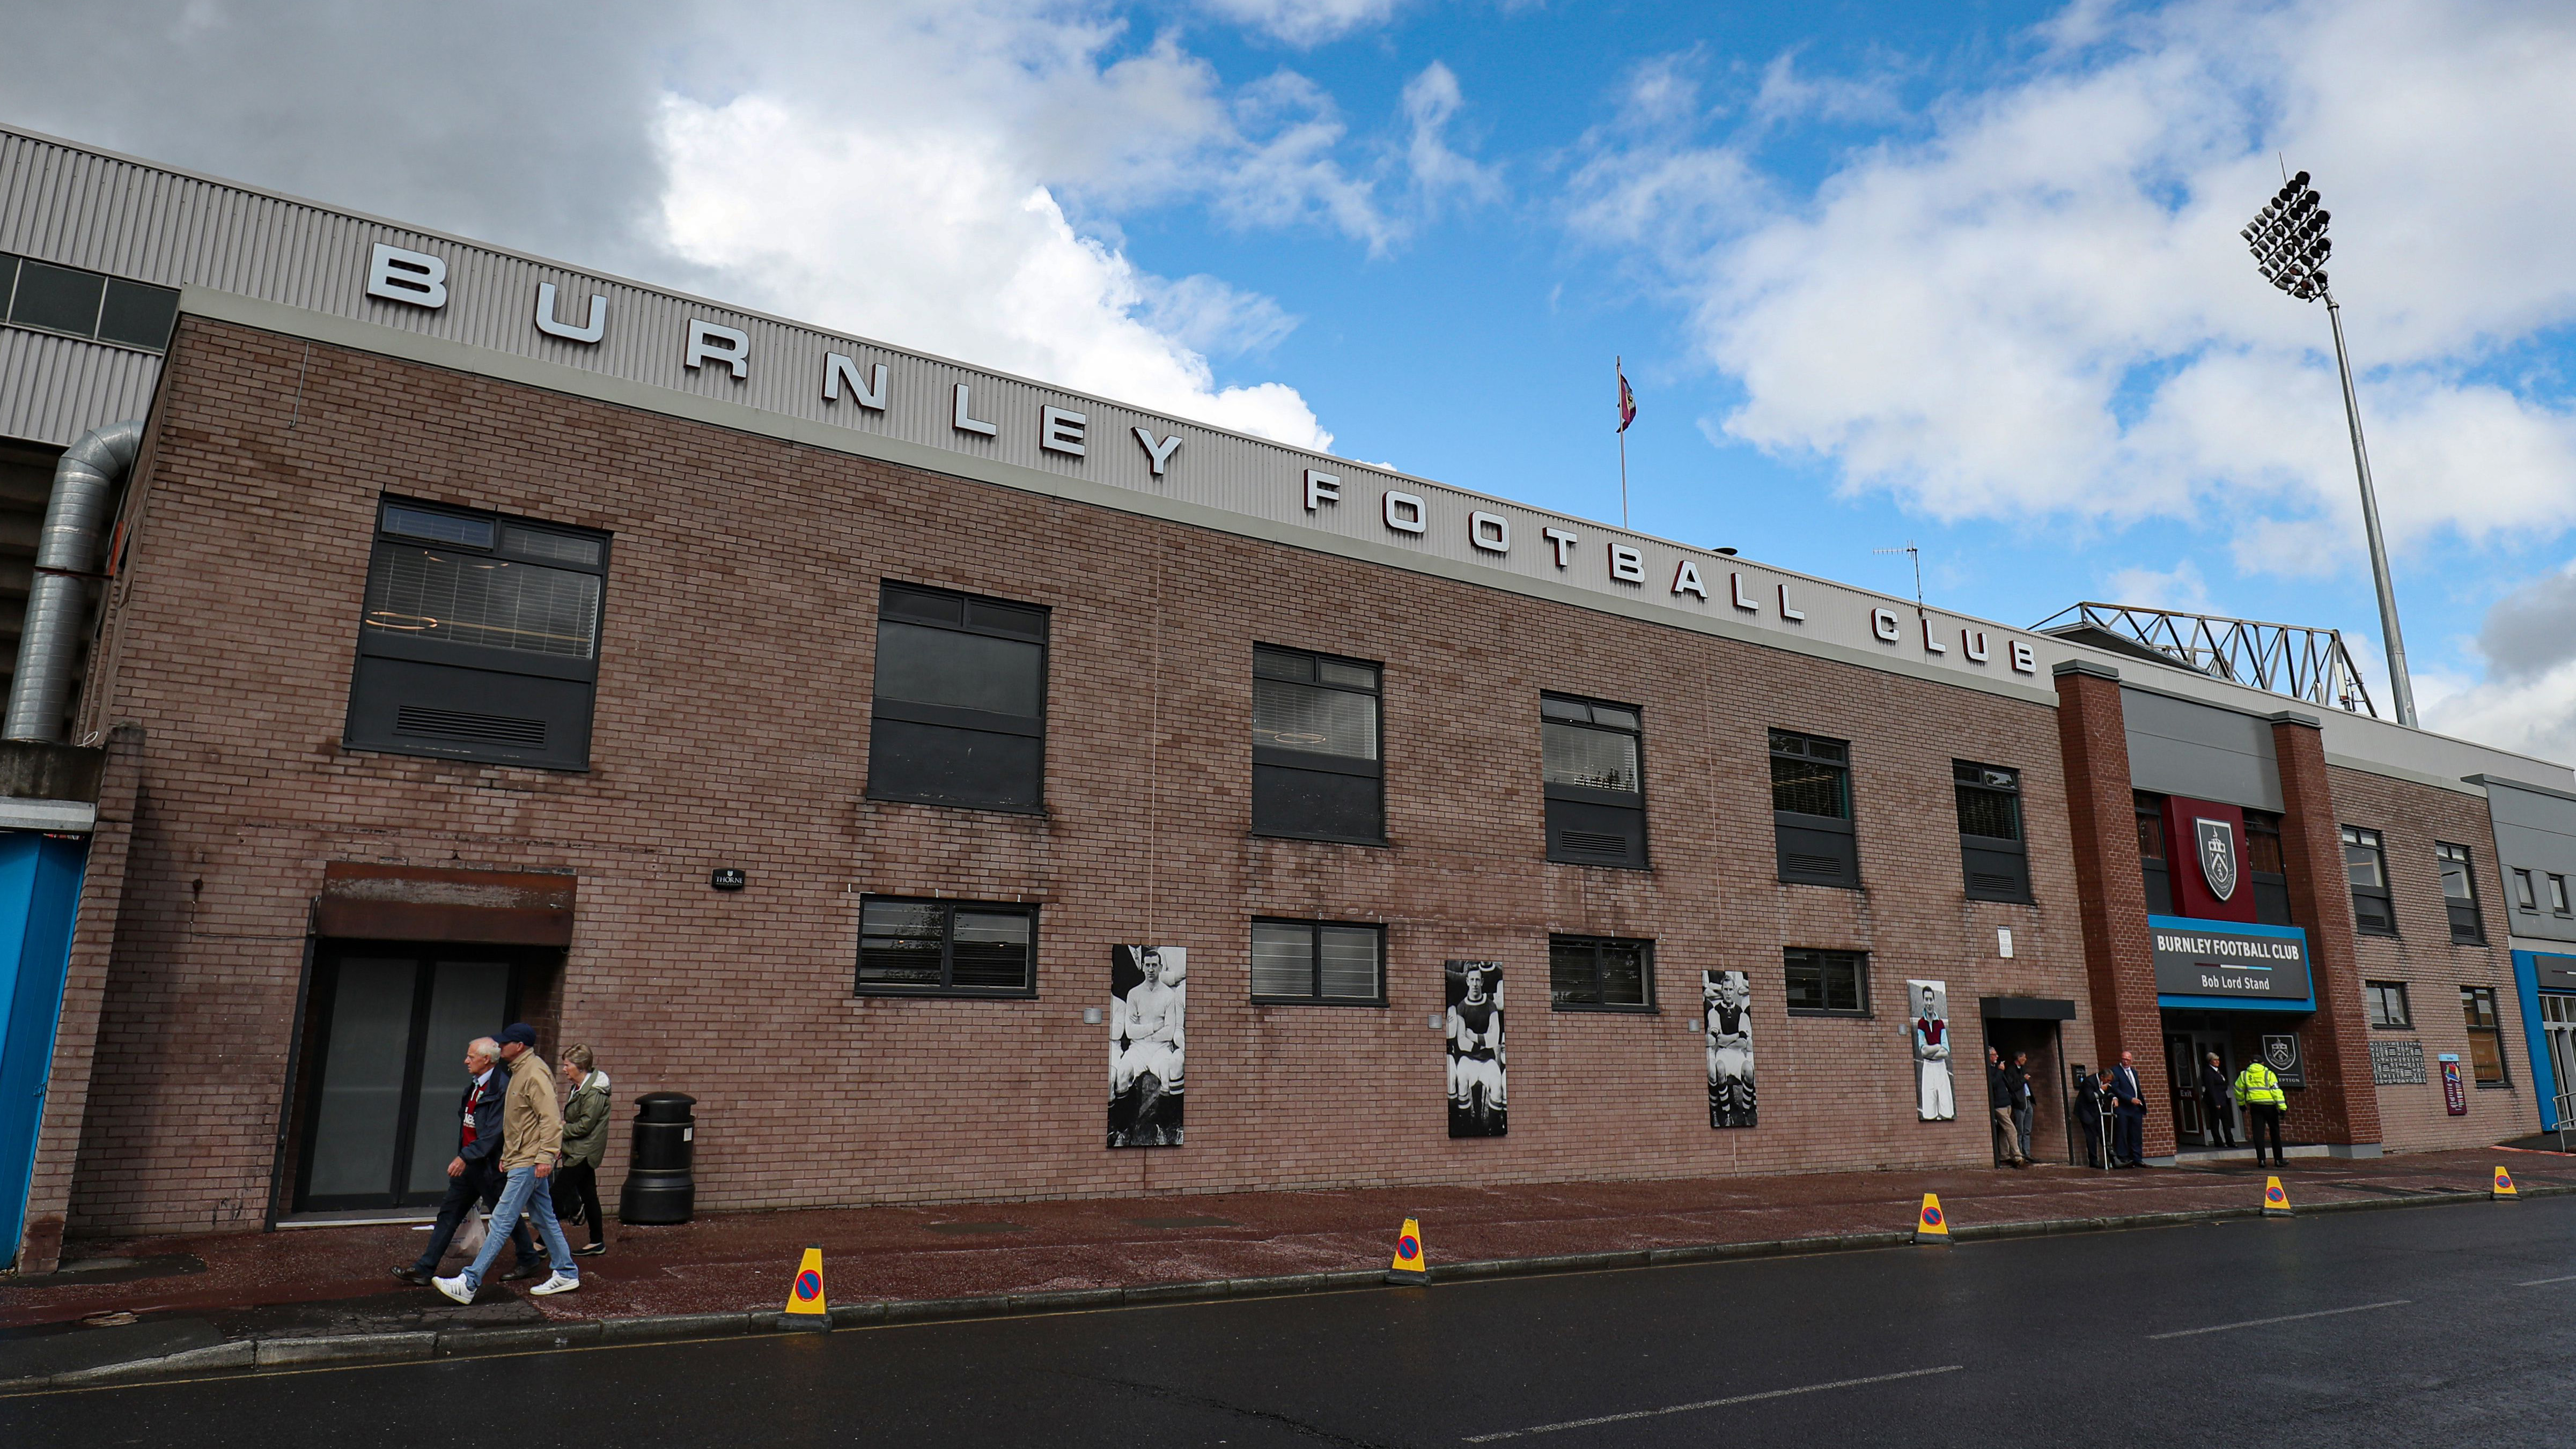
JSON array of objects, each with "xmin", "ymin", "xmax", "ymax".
[
  {"xmin": 2163, "ymin": 1030, "xmax": 2238, "ymax": 1147},
  {"xmin": 291, "ymin": 943, "xmax": 542, "ymax": 1213},
  {"xmin": 2542, "ymin": 995, "xmax": 2576, "ymax": 1125}
]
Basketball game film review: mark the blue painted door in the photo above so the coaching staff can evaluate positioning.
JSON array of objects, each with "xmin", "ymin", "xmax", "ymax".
[{"xmin": 0, "ymin": 830, "xmax": 91, "ymax": 1267}]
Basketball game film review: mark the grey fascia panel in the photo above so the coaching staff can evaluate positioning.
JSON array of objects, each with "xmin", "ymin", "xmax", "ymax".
[
  {"xmin": 0, "ymin": 798, "xmax": 96, "ymax": 832},
  {"xmin": 2121, "ymin": 685, "xmax": 2282, "ymax": 811}
]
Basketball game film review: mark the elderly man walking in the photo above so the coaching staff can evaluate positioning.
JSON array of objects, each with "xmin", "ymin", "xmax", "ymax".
[
  {"xmin": 434, "ymin": 1023, "xmax": 580, "ymax": 1302},
  {"xmin": 393, "ymin": 1036, "xmax": 539, "ymax": 1287}
]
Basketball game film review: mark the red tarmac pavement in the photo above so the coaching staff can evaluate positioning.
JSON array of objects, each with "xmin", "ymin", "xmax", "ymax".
[{"xmin": 4, "ymin": 1149, "xmax": 2564, "ymax": 1336}]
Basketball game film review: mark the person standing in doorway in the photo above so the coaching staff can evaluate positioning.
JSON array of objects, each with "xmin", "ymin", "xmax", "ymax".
[
  {"xmin": 2110, "ymin": 1050, "xmax": 2149, "ymax": 1168},
  {"xmin": 2235, "ymin": 1054, "xmax": 2288, "ymax": 1169},
  {"xmin": 2199, "ymin": 1051, "xmax": 2239, "ymax": 1150},
  {"xmin": 393, "ymin": 1036, "xmax": 538, "ymax": 1287},
  {"xmin": 1986, "ymin": 1047, "xmax": 2027, "ymax": 1167},
  {"xmin": 554, "ymin": 1045, "xmax": 611, "ymax": 1257},
  {"xmin": 2073, "ymin": 1066, "xmax": 2106, "ymax": 1168},
  {"xmin": 2011, "ymin": 1051, "xmax": 2038, "ymax": 1164},
  {"xmin": 434, "ymin": 1024, "xmax": 580, "ymax": 1302}
]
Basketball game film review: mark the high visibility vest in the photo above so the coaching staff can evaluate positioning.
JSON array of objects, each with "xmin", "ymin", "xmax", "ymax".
[{"xmin": 2234, "ymin": 1062, "xmax": 2286, "ymax": 1107}]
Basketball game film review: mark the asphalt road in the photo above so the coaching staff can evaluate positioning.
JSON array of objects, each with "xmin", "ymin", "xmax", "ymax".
[{"xmin": 8, "ymin": 1195, "xmax": 2574, "ymax": 1447}]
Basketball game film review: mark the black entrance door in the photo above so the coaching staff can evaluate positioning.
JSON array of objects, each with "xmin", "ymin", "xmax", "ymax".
[{"xmin": 293, "ymin": 944, "xmax": 533, "ymax": 1212}]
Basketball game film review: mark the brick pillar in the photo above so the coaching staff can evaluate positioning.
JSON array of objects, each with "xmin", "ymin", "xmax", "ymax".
[
  {"xmin": 2052, "ymin": 662, "xmax": 2174, "ymax": 1159},
  {"xmin": 14, "ymin": 724, "xmax": 143, "ymax": 1274},
  {"xmin": 2268, "ymin": 712, "xmax": 2383, "ymax": 1152}
]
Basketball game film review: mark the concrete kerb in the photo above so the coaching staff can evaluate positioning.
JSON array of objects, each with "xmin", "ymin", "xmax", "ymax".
[{"xmin": 6, "ymin": 1181, "xmax": 2563, "ymax": 1394}]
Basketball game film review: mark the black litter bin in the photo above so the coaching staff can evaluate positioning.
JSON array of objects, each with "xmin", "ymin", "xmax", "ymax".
[{"xmin": 619, "ymin": 1091, "xmax": 697, "ymax": 1224}]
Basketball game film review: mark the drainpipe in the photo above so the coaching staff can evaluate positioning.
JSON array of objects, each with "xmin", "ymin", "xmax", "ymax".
[{"xmin": 5, "ymin": 419, "xmax": 145, "ymax": 742}]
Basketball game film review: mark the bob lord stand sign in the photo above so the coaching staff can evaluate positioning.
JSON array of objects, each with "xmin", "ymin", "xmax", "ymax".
[{"xmin": 2148, "ymin": 916, "xmax": 2314, "ymax": 1006}]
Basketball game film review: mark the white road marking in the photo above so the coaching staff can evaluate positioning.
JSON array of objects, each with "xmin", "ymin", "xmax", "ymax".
[
  {"xmin": 2146, "ymin": 1299, "xmax": 2410, "ymax": 1340},
  {"xmin": 2513, "ymin": 1274, "xmax": 2576, "ymax": 1287},
  {"xmin": 1461, "ymin": 1365, "xmax": 1964, "ymax": 1442}
]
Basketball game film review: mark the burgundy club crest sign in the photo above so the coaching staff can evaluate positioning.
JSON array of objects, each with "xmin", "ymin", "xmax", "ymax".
[{"xmin": 2195, "ymin": 817, "xmax": 2239, "ymax": 903}]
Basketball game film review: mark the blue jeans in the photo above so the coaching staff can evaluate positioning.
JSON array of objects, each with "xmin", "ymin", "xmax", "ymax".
[{"xmin": 460, "ymin": 1164, "xmax": 577, "ymax": 1290}]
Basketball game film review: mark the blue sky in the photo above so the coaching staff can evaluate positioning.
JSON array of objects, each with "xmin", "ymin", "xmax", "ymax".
[{"xmin": 10, "ymin": 0, "xmax": 2575, "ymax": 753}]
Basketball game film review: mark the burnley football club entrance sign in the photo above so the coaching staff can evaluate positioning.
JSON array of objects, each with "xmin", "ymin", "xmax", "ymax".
[{"xmin": 2150, "ymin": 916, "xmax": 2314, "ymax": 1008}]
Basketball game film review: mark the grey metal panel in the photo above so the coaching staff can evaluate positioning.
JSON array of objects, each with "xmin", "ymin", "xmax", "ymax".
[
  {"xmin": 2483, "ymin": 779, "xmax": 2576, "ymax": 944},
  {"xmin": 2122, "ymin": 685, "xmax": 2281, "ymax": 810},
  {"xmin": 0, "ymin": 328, "xmax": 161, "ymax": 448}
]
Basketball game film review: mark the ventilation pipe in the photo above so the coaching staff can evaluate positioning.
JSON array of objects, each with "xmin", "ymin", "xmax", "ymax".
[{"xmin": 5, "ymin": 419, "xmax": 144, "ymax": 742}]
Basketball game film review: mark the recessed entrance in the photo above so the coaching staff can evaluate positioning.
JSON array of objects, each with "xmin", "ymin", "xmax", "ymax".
[
  {"xmin": 291, "ymin": 943, "xmax": 554, "ymax": 1213},
  {"xmin": 2163, "ymin": 1027, "xmax": 2239, "ymax": 1147}
]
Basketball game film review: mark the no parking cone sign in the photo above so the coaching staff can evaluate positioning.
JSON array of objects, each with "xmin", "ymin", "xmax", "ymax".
[
  {"xmin": 782, "ymin": 1244, "xmax": 830, "ymax": 1329},
  {"xmin": 2493, "ymin": 1166, "xmax": 2519, "ymax": 1200},
  {"xmin": 1913, "ymin": 1194, "xmax": 1951, "ymax": 1245},
  {"xmin": 1387, "ymin": 1218, "xmax": 1429, "ymax": 1284},
  {"xmin": 2262, "ymin": 1176, "xmax": 2292, "ymax": 1217}
]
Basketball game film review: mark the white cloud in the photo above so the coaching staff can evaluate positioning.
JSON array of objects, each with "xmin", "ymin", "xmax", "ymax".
[
  {"xmin": 1402, "ymin": 61, "xmax": 1503, "ymax": 207},
  {"xmin": 2101, "ymin": 558, "xmax": 2211, "ymax": 611},
  {"xmin": 1573, "ymin": 0, "xmax": 2576, "ymax": 569},
  {"xmin": 1198, "ymin": 0, "xmax": 1407, "ymax": 47}
]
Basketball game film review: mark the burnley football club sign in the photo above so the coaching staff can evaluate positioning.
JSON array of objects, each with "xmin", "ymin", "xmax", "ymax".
[{"xmin": 2195, "ymin": 817, "xmax": 2239, "ymax": 903}]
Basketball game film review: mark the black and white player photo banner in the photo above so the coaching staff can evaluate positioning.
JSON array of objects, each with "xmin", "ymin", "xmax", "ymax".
[
  {"xmin": 1703, "ymin": 970, "xmax": 1755, "ymax": 1129},
  {"xmin": 1108, "ymin": 945, "xmax": 1186, "ymax": 1148},
  {"xmin": 1908, "ymin": 978, "xmax": 1956, "ymax": 1122},
  {"xmin": 1446, "ymin": 960, "xmax": 1506, "ymax": 1138}
]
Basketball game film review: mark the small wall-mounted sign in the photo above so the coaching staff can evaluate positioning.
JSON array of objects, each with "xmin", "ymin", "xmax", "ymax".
[{"xmin": 710, "ymin": 868, "xmax": 746, "ymax": 891}]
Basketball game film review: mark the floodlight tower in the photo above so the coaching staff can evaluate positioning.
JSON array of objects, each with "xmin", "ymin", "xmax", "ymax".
[{"xmin": 2243, "ymin": 170, "xmax": 2417, "ymax": 726}]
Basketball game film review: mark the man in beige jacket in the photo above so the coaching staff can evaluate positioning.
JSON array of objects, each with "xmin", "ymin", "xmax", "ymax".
[{"xmin": 435, "ymin": 1023, "xmax": 580, "ymax": 1302}]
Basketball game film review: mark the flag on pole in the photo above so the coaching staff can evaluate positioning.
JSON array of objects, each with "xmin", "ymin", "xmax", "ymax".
[{"xmin": 1616, "ymin": 359, "xmax": 1637, "ymax": 433}]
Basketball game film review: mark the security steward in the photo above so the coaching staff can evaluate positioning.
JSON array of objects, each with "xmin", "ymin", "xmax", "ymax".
[{"xmin": 2234, "ymin": 1056, "xmax": 2289, "ymax": 1169}]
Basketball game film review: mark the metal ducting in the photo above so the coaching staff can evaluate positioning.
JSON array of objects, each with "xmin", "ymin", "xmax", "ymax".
[{"xmin": 4, "ymin": 419, "xmax": 144, "ymax": 742}]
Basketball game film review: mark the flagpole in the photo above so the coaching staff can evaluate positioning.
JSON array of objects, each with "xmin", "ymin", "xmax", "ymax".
[{"xmin": 1616, "ymin": 355, "xmax": 1630, "ymax": 529}]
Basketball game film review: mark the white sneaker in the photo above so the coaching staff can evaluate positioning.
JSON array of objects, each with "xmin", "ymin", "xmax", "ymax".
[
  {"xmin": 432, "ymin": 1274, "xmax": 476, "ymax": 1305},
  {"xmin": 528, "ymin": 1272, "xmax": 580, "ymax": 1296}
]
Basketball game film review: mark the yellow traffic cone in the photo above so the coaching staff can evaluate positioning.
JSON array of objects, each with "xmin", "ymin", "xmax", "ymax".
[
  {"xmin": 2493, "ymin": 1165, "xmax": 2519, "ymax": 1200},
  {"xmin": 1387, "ymin": 1218, "xmax": 1429, "ymax": 1284},
  {"xmin": 2262, "ymin": 1176, "xmax": 2292, "ymax": 1217},
  {"xmin": 1913, "ymin": 1193, "xmax": 1951, "ymax": 1245},
  {"xmin": 782, "ymin": 1244, "xmax": 830, "ymax": 1329}
]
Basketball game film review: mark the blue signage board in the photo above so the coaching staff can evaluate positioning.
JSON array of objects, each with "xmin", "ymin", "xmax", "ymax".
[{"xmin": 2149, "ymin": 915, "xmax": 2314, "ymax": 1012}]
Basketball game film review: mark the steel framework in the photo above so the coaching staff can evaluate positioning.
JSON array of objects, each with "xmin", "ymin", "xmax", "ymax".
[{"xmin": 2033, "ymin": 602, "xmax": 2378, "ymax": 717}]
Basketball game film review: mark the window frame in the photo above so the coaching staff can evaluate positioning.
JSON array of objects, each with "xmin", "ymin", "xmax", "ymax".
[
  {"xmin": 1547, "ymin": 934, "xmax": 1658, "ymax": 1013},
  {"xmin": 1953, "ymin": 760, "xmax": 2032, "ymax": 904},
  {"xmin": 1782, "ymin": 946, "xmax": 1871, "ymax": 1018},
  {"xmin": 2460, "ymin": 985, "xmax": 2509, "ymax": 1086},
  {"xmin": 0, "ymin": 251, "xmax": 181, "ymax": 353},
  {"xmin": 1771, "ymin": 729, "xmax": 1859, "ymax": 889},
  {"xmin": 2242, "ymin": 809, "xmax": 2295, "ymax": 927},
  {"xmin": 2553, "ymin": 874, "xmax": 2573, "ymax": 916},
  {"xmin": 1540, "ymin": 693, "xmax": 1649, "ymax": 870},
  {"xmin": 2363, "ymin": 980, "xmax": 2413, "ymax": 1030},
  {"xmin": 1249, "ymin": 644, "xmax": 1386, "ymax": 846},
  {"xmin": 2434, "ymin": 841, "xmax": 2486, "ymax": 946},
  {"xmin": 2136, "ymin": 792, "xmax": 2175, "ymax": 916},
  {"xmin": 853, "ymin": 896, "xmax": 1040, "ymax": 999},
  {"xmin": 2342, "ymin": 825, "xmax": 2397, "ymax": 936},
  {"xmin": 342, "ymin": 495, "xmax": 612, "ymax": 772},
  {"xmin": 1247, "ymin": 917, "xmax": 1387, "ymax": 1007},
  {"xmin": 866, "ymin": 581, "xmax": 1052, "ymax": 815}
]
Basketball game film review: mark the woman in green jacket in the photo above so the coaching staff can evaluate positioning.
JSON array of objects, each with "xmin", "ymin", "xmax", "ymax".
[{"xmin": 555, "ymin": 1045, "xmax": 612, "ymax": 1255}]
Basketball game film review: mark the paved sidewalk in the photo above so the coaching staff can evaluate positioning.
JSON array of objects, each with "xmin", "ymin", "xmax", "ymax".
[{"xmin": 3, "ymin": 1148, "xmax": 2560, "ymax": 1387}]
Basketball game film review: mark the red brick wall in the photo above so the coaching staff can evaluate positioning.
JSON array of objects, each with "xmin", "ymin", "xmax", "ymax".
[
  {"xmin": 62, "ymin": 318, "xmax": 2105, "ymax": 1235},
  {"xmin": 2270, "ymin": 718, "xmax": 2383, "ymax": 1148},
  {"xmin": 2051, "ymin": 666, "xmax": 2170, "ymax": 1157}
]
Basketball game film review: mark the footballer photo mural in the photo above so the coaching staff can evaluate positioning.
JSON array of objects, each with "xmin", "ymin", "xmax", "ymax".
[
  {"xmin": 1704, "ymin": 970, "xmax": 1756, "ymax": 1128},
  {"xmin": 1108, "ymin": 945, "xmax": 1185, "ymax": 1148},
  {"xmin": 1446, "ymin": 960, "xmax": 1507, "ymax": 1137},
  {"xmin": 1909, "ymin": 979, "xmax": 1956, "ymax": 1122}
]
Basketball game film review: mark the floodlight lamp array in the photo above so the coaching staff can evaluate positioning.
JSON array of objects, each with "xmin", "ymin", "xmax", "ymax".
[{"xmin": 2243, "ymin": 169, "xmax": 2331, "ymax": 302}]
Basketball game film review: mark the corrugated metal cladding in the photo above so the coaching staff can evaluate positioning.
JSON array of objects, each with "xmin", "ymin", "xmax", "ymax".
[{"xmin": 0, "ymin": 327, "xmax": 159, "ymax": 448}]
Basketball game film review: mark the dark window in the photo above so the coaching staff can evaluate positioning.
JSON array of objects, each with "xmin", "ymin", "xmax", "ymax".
[
  {"xmin": 867, "ymin": 582, "xmax": 1049, "ymax": 812},
  {"xmin": 2137, "ymin": 793, "xmax": 2174, "ymax": 915},
  {"xmin": 343, "ymin": 497, "xmax": 608, "ymax": 771},
  {"xmin": 2242, "ymin": 809, "xmax": 2294, "ymax": 926},
  {"xmin": 1, "ymin": 254, "xmax": 180, "ymax": 352},
  {"xmin": 2461, "ymin": 986, "xmax": 2507, "ymax": 1085},
  {"xmin": 1783, "ymin": 947, "xmax": 1868, "ymax": 1016},
  {"xmin": 2435, "ymin": 842, "xmax": 2485, "ymax": 945},
  {"xmin": 1252, "ymin": 645, "xmax": 1382, "ymax": 844},
  {"xmin": 2342, "ymin": 825, "xmax": 2396, "ymax": 935},
  {"xmin": 2364, "ymin": 981, "xmax": 2412, "ymax": 1029},
  {"xmin": 856, "ymin": 898, "xmax": 1036, "ymax": 996},
  {"xmin": 1771, "ymin": 729, "xmax": 1857, "ymax": 888},
  {"xmin": 1249, "ymin": 919, "xmax": 1385, "ymax": 1004},
  {"xmin": 1542, "ymin": 696, "xmax": 1647, "ymax": 868},
  {"xmin": 1954, "ymin": 762, "xmax": 2030, "ymax": 903},
  {"xmin": 2555, "ymin": 875, "xmax": 2572, "ymax": 916},
  {"xmin": 1548, "ymin": 935, "xmax": 1654, "ymax": 1011}
]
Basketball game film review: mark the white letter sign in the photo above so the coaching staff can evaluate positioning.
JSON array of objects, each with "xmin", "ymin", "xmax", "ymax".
[
  {"xmin": 952, "ymin": 383, "xmax": 998, "ymax": 437},
  {"xmin": 1673, "ymin": 559, "xmax": 1707, "ymax": 599},
  {"xmin": 2010, "ymin": 640, "xmax": 2038, "ymax": 674},
  {"xmin": 1609, "ymin": 544, "xmax": 1645, "ymax": 583},
  {"xmin": 823, "ymin": 353, "xmax": 888, "ymax": 409},
  {"xmin": 1922, "ymin": 616, "xmax": 1947, "ymax": 654},
  {"xmin": 366, "ymin": 243, "xmax": 447, "ymax": 309},
  {"xmin": 1041, "ymin": 405, "xmax": 1087, "ymax": 457},
  {"xmin": 1304, "ymin": 469, "xmax": 1341, "ymax": 511},
  {"xmin": 1383, "ymin": 492, "xmax": 1427, "ymax": 535},
  {"xmin": 1543, "ymin": 527, "xmax": 1578, "ymax": 568},
  {"xmin": 1731, "ymin": 572, "xmax": 1759, "ymax": 612},
  {"xmin": 1963, "ymin": 630, "xmax": 1991, "ymax": 663},
  {"xmin": 534, "ymin": 283, "xmax": 605, "ymax": 343},
  {"xmin": 1872, "ymin": 608, "xmax": 1902, "ymax": 642},
  {"xmin": 1470, "ymin": 511, "xmax": 1510, "ymax": 554},
  {"xmin": 1134, "ymin": 428, "xmax": 1183, "ymax": 477},
  {"xmin": 686, "ymin": 320, "xmax": 749, "ymax": 378}
]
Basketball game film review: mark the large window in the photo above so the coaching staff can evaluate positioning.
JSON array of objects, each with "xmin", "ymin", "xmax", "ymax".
[
  {"xmin": 1784, "ymin": 947, "xmax": 1868, "ymax": 1017},
  {"xmin": 1771, "ymin": 730, "xmax": 1858, "ymax": 888},
  {"xmin": 2137, "ymin": 793, "xmax": 2174, "ymax": 915},
  {"xmin": 2435, "ymin": 842, "xmax": 2485, "ymax": 945},
  {"xmin": 2461, "ymin": 986, "xmax": 2507, "ymax": 1085},
  {"xmin": 867, "ymin": 582, "xmax": 1049, "ymax": 812},
  {"xmin": 343, "ymin": 498, "xmax": 609, "ymax": 771},
  {"xmin": 2343, "ymin": 825, "xmax": 2396, "ymax": 935},
  {"xmin": 856, "ymin": 898, "xmax": 1037, "ymax": 996},
  {"xmin": 1953, "ymin": 762, "xmax": 2030, "ymax": 903},
  {"xmin": 1252, "ymin": 646, "xmax": 1383, "ymax": 844},
  {"xmin": 0, "ymin": 252, "xmax": 180, "ymax": 352},
  {"xmin": 1249, "ymin": 919, "xmax": 1384, "ymax": 1004},
  {"xmin": 1542, "ymin": 696, "xmax": 1647, "ymax": 868},
  {"xmin": 1549, "ymin": 935, "xmax": 1653, "ymax": 1011},
  {"xmin": 2243, "ymin": 810, "xmax": 2294, "ymax": 927},
  {"xmin": 2364, "ymin": 980, "xmax": 2412, "ymax": 1029}
]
